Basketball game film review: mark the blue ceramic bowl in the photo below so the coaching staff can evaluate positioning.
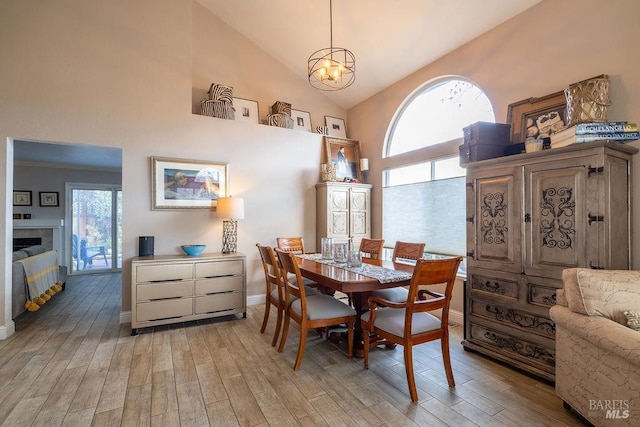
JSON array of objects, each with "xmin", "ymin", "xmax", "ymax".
[{"xmin": 181, "ymin": 245, "xmax": 206, "ymax": 256}]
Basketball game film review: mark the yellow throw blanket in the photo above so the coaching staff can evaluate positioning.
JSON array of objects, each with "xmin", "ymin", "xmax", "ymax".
[{"xmin": 17, "ymin": 250, "xmax": 60, "ymax": 301}]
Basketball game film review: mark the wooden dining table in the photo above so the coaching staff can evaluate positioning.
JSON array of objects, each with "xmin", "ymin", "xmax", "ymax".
[{"xmin": 296, "ymin": 255, "xmax": 415, "ymax": 356}]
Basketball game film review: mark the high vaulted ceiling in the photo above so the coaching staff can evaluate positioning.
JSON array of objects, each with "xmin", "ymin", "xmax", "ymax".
[
  {"xmin": 14, "ymin": 1, "xmax": 543, "ymax": 168},
  {"xmin": 197, "ymin": 0, "xmax": 542, "ymax": 109}
]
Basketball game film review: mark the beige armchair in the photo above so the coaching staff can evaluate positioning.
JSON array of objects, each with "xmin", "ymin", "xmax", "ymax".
[{"xmin": 550, "ymin": 268, "xmax": 640, "ymax": 426}]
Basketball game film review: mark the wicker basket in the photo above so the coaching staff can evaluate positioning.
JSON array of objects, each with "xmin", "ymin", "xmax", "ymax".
[
  {"xmin": 564, "ymin": 75, "xmax": 610, "ymax": 126},
  {"xmin": 321, "ymin": 163, "xmax": 336, "ymax": 182}
]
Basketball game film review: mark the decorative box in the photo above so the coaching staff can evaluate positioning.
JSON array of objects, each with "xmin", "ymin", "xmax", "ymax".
[
  {"xmin": 463, "ymin": 121, "xmax": 511, "ymax": 146},
  {"xmin": 207, "ymin": 83, "xmax": 233, "ymax": 104},
  {"xmin": 267, "ymin": 113, "xmax": 294, "ymax": 129},
  {"xmin": 460, "ymin": 122, "xmax": 513, "ymax": 165},
  {"xmin": 270, "ymin": 101, "xmax": 292, "ymax": 116},
  {"xmin": 201, "ymin": 100, "xmax": 235, "ymax": 120}
]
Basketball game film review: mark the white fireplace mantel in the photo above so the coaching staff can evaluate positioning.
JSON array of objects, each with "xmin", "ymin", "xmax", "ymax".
[{"xmin": 13, "ymin": 219, "xmax": 64, "ymax": 228}]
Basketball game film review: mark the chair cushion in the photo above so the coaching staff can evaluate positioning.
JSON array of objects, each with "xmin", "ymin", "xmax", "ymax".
[
  {"xmin": 373, "ymin": 287, "xmax": 408, "ymax": 303},
  {"xmin": 574, "ymin": 269, "xmax": 640, "ymax": 325},
  {"xmin": 291, "ymin": 295, "xmax": 356, "ymax": 320},
  {"xmin": 361, "ymin": 308, "xmax": 441, "ymax": 337}
]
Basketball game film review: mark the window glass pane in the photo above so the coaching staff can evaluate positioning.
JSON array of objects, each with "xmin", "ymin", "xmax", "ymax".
[
  {"xmin": 386, "ymin": 163, "xmax": 431, "ymax": 186},
  {"xmin": 433, "ymin": 157, "xmax": 465, "ymax": 180},
  {"xmin": 387, "ymin": 79, "xmax": 494, "ymax": 156}
]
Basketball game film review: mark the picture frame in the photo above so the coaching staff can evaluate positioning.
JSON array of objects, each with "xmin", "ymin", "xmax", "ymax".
[
  {"xmin": 39, "ymin": 191, "xmax": 59, "ymax": 207},
  {"xmin": 233, "ymin": 97, "xmax": 260, "ymax": 124},
  {"xmin": 324, "ymin": 137, "xmax": 362, "ymax": 182},
  {"xmin": 325, "ymin": 116, "xmax": 347, "ymax": 139},
  {"xmin": 291, "ymin": 109, "xmax": 312, "ymax": 132},
  {"xmin": 151, "ymin": 156, "xmax": 229, "ymax": 210},
  {"xmin": 506, "ymin": 90, "xmax": 568, "ymax": 143},
  {"xmin": 13, "ymin": 190, "xmax": 32, "ymax": 206}
]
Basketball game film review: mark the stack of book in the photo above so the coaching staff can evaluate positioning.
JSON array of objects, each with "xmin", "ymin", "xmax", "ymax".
[{"xmin": 551, "ymin": 121, "xmax": 639, "ymax": 148}]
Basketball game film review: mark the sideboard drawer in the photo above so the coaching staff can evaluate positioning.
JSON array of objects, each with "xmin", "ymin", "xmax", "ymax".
[
  {"xmin": 136, "ymin": 297, "xmax": 193, "ymax": 322},
  {"xmin": 195, "ymin": 276, "xmax": 243, "ymax": 295},
  {"xmin": 135, "ymin": 263, "xmax": 193, "ymax": 282},
  {"xmin": 137, "ymin": 280, "xmax": 193, "ymax": 301},
  {"xmin": 196, "ymin": 260, "xmax": 244, "ymax": 278},
  {"xmin": 195, "ymin": 292, "xmax": 244, "ymax": 315}
]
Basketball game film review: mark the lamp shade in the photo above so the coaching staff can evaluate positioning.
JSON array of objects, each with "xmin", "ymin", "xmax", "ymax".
[{"xmin": 216, "ymin": 197, "xmax": 245, "ymax": 219}]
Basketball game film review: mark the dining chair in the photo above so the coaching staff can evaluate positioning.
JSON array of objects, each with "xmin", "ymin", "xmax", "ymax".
[
  {"xmin": 256, "ymin": 244, "xmax": 320, "ymax": 347},
  {"xmin": 372, "ymin": 241, "xmax": 426, "ymax": 303},
  {"xmin": 361, "ymin": 256, "xmax": 463, "ymax": 402},
  {"xmin": 276, "ymin": 237, "xmax": 308, "ymax": 254},
  {"xmin": 277, "ymin": 236, "xmax": 330, "ymax": 294},
  {"xmin": 359, "ymin": 238, "xmax": 385, "ymax": 259},
  {"xmin": 275, "ymin": 248, "xmax": 357, "ymax": 370}
]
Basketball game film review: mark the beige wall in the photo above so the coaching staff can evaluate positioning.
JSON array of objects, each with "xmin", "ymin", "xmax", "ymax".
[
  {"xmin": 348, "ymin": 0, "xmax": 640, "ymax": 313},
  {"xmin": 0, "ymin": 0, "xmax": 346, "ymax": 336}
]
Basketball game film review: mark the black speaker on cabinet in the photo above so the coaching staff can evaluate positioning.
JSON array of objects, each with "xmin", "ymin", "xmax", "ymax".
[{"xmin": 138, "ymin": 236, "xmax": 154, "ymax": 257}]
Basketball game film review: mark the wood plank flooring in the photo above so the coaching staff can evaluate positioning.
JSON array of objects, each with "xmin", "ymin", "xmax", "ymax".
[{"xmin": 0, "ymin": 273, "xmax": 587, "ymax": 426}]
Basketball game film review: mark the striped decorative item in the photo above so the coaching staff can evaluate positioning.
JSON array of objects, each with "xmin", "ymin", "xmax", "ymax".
[
  {"xmin": 207, "ymin": 83, "xmax": 233, "ymax": 104},
  {"xmin": 267, "ymin": 113, "xmax": 294, "ymax": 129},
  {"xmin": 201, "ymin": 100, "xmax": 235, "ymax": 120},
  {"xmin": 316, "ymin": 126, "xmax": 328, "ymax": 135},
  {"xmin": 271, "ymin": 101, "xmax": 292, "ymax": 116}
]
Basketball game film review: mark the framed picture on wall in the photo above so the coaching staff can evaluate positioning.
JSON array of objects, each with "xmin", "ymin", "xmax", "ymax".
[
  {"xmin": 13, "ymin": 190, "xmax": 32, "ymax": 206},
  {"xmin": 324, "ymin": 137, "xmax": 362, "ymax": 182},
  {"xmin": 325, "ymin": 116, "xmax": 347, "ymax": 138},
  {"xmin": 151, "ymin": 157, "xmax": 229, "ymax": 210},
  {"xmin": 39, "ymin": 192, "xmax": 59, "ymax": 207},
  {"xmin": 291, "ymin": 109, "xmax": 312, "ymax": 132},
  {"xmin": 233, "ymin": 97, "xmax": 260, "ymax": 124}
]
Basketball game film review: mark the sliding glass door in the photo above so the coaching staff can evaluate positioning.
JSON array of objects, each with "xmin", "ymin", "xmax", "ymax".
[{"xmin": 67, "ymin": 183, "xmax": 122, "ymax": 274}]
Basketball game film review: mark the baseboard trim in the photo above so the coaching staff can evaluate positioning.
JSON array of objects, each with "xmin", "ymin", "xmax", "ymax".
[
  {"xmin": 120, "ymin": 310, "xmax": 131, "ymax": 325},
  {"xmin": 0, "ymin": 321, "xmax": 16, "ymax": 340}
]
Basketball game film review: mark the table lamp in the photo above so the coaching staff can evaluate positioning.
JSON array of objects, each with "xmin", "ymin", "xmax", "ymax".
[{"xmin": 216, "ymin": 196, "xmax": 245, "ymax": 253}]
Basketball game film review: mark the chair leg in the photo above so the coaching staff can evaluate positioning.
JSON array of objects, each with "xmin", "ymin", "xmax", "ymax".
[
  {"xmin": 260, "ymin": 301, "xmax": 271, "ymax": 334},
  {"xmin": 404, "ymin": 344, "xmax": 418, "ymax": 402},
  {"xmin": 278, "ymin": 314, "xmax": 291, "ymax": 353},
  {"xmin": 363, "ymin": 322, "xmax": 370, "ymax": 369},
  {"xmin": 293, "ymin": 324, "xmax": 308, "ymax": 370},
  {"xmin": 441, "ymin": 334, "xmax": 455, "ymax": 388},
  {"xmin": 272, "ymin": 305, "xmax": 283, "ymax": 347},
  {"xmin": 347, "ymin": 319, "xmax": 354, "ymax": 359}
]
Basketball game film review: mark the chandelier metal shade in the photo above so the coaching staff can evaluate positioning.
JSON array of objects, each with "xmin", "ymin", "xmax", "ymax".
[{"xmin": 308, "ymin": 0, "xmax": 355, "ymax": 91}]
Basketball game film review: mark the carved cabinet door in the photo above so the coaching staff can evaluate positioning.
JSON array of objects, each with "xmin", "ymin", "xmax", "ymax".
[
  {"xmin": 524, "ymin": 156, "xmax": 594, "ymax": 278},
  {"xmin": 328, "ymin": 185, "xmax": 350, "ymax": 243},
  {"xmin": 467, "ymin": 165, "xmax": 522, "ymax": 274},
  {"xmin": 348, "ymin": 186, "xmax": 370, "ymax": 249}
]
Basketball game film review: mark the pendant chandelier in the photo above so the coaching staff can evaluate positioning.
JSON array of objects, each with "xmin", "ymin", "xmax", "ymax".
[{"xmin": 308, "ymin": 0, "xmax": 356, "ymax": 91}]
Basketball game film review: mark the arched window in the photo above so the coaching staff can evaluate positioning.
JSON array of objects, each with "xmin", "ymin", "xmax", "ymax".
[{"xmin": 382, "ymin": 77, "xmax": 494, "ymax": 271}]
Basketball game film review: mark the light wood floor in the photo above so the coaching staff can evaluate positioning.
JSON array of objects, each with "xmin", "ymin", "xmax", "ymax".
[{"xmin": 0, "ymin": 273, "xmax": 587, "ymax": 426}]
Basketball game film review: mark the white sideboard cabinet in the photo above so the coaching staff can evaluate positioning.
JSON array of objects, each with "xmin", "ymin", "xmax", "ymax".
[
  {"xmin": 131, "ymin": 252, "xmax": 246, "ymax": 335},
  {"xmin": 316, "ymin": 182, "xmax": 371, "ymax": 251}
]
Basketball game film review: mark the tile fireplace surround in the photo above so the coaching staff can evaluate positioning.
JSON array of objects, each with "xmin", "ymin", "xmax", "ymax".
[{"xmin": 12, "ymin": 219, "xmax": 64, "ymax": 260}]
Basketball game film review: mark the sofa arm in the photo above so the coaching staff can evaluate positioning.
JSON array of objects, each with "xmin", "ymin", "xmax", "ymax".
[{"xmin": 550, "ymin": 305, "xmax": 640, "ymax": 366}]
